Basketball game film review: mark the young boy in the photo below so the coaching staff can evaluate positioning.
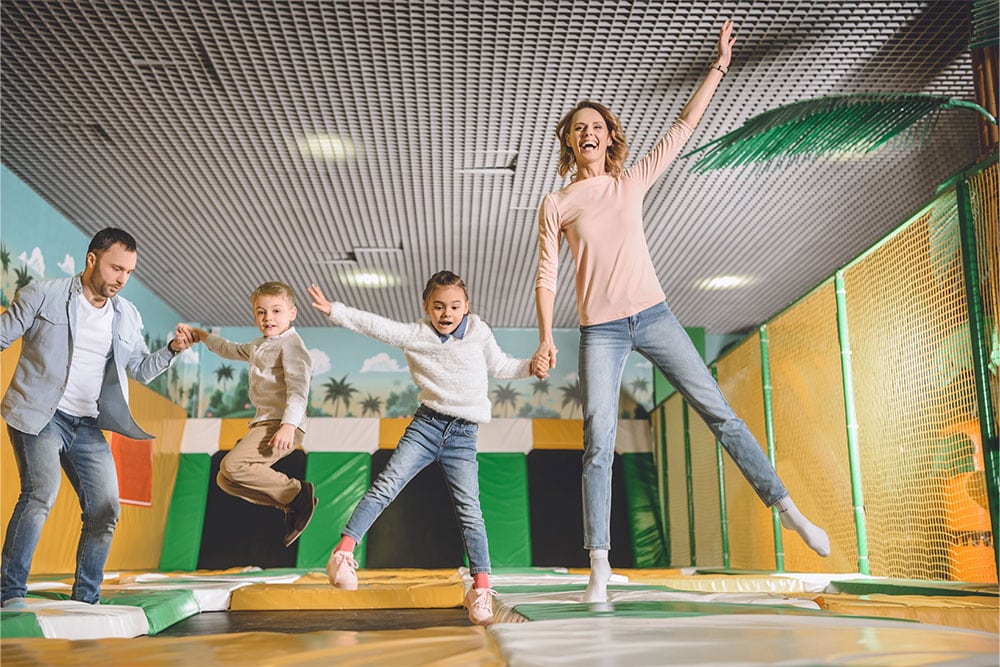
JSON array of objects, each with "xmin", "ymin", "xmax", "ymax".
[
  {"xmin": 307, "ymin": 271, "xmax": 536, "ymax": 626},
  {"xmin": 179, "ymin": 281, "xmax": 316, "ymax": 548}
]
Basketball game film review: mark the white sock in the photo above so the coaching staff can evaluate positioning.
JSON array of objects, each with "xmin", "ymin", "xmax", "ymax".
[
  {"xmin": 583, "ymin": 549, "xmax": 611, "ymax": 602},
  {"xmin": 775, "ymin": 496, "xmax": 831, "ymax": 557}
]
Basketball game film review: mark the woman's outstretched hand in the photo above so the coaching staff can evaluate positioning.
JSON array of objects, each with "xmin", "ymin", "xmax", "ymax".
[{"xmin": 716, "ymin": 19, "xmax": 736, "ymax": 69}]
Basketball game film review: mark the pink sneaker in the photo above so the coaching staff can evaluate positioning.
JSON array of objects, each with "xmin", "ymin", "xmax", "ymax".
[
  {"xmin": 463, "ymin": 587, "xmax": 496, "ymax": 626},
  {"xmin": 326, "ymin": 550, "xmax": 359, "ymax": 590}
]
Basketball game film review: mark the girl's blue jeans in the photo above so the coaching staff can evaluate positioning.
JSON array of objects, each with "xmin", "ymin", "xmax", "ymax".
[{"xmin": 343, "ymin": 405, "xmax": 491, "ymax": 574}]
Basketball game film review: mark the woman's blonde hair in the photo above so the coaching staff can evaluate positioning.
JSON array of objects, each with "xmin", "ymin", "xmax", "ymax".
[{"xmin": 555, "ymin": 100, "xmax": 628, "ymax": 180}]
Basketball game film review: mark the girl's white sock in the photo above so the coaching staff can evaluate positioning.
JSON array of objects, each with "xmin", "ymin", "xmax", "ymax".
[
  {"xmin": 775, "ymin": 496, "xmax": 831, "ymax": 557},
  {"xmin": 583, "ymin": 549, "xmax": 611, "ymax": 602}
]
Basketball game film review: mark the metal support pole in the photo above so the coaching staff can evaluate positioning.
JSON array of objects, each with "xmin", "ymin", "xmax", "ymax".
[
  {"xmin": 683, "ymin": 401, "xmax": 696, "ymax": 566},
  {"xmin": 712, "ymin": 366, "xmax": 730, "ymax": 568},
  {"xmin": 835, "ymin": 271, "xmax": 871, "ymax": 575},
  {"xmin": 759, "ymin": 325, "xmax": 784, "ymax": 571}
]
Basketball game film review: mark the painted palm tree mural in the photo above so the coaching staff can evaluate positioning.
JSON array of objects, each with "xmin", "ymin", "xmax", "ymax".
[
  {"xmin": 323, "ymin": 374, "xmax": 357, "ymax": 416},
  {"xmin": 361, "ymin": 394, "xmax": 382, "ymax": 417},
  {"xmin": 492, "ymin": 382, "xmax": 520, "ymax": 417},
  {"xmin": 0, "ymin": 245, "xmax": 9, "ymax": 306},
  {"xmin": 628, "ymin": 376, "xmax": 650, "ymax": 399},
  {"xmin": 532, "ymin": 378, "xmax": 550, "ymax": 406},
  {"xmin": 560, "ymin": 378, "xmax": 583, "ymax": 418},
  {"xmin": 214, "ymin": 363, "xmax": 236, "ymax": 391}
]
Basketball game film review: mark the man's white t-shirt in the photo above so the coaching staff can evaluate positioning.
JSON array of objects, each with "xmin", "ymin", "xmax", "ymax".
[{"xmin": 58, "ymin": 293, "xmax": 114, "ymax": 418}]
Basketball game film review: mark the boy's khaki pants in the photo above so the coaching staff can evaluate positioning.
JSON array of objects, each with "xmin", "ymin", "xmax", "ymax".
[{"xmin": 217, "ymin": 420, "xmax": 304, "ymax": 509}]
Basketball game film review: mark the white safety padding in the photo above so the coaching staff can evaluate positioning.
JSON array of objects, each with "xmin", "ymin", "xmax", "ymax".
[
  {"xmin": 18, "ymin": 599, "xmax": 150, "ymax": 639},
  {"xmin": 477, "ymin": 419, "xmax": 533, "ymax": 453},
  {"xmin": 614, "ymin": 419, "xmax": 652, "ymax": 454},
  {"xmin": 179, "ymin": 418, "xmax": 222, "ymax": 454},
  {"xmin": 488, "ymin": 615, "xmax": 999, "ymax": 664},
  {"xmin": 302, "ymin": 418, "xmax": 379, "ymax": 452}
]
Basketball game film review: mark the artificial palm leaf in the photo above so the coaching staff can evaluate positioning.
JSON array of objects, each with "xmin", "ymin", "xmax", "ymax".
[{"xmin": 682, "ymin": 93, "xmax": 996, "ymax": 173}]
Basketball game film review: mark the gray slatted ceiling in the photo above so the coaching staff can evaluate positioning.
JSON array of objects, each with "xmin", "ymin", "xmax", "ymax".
[{"xmin": 1, "ymin": 0, "xmax": 982, "ymax": 332}]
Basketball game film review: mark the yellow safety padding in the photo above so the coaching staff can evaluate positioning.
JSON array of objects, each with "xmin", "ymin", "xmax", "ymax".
[
  {"xmin": 2, "ymin": 332, "xmax": 185, "ymax": 574},
  {"xmin": 230, "ymin": 570, "xmax": 464, "ymax": 610},
  {"xmin": 609, "ymin": 570, "xmax": 813, "ymax": 594},
  {"xmin": 531, "ymin": 419, "xmax": 583, "ymax": 450},
  {"xmin": 378, "ymin": 417, "xmax": 412, "ymax": 449},
  {"xmin": 815, "ymin": 593, "xmax": 999, "ymax": 633},
  {"xmin": 217, "ymin": 418, "xmax": 252, "ymax": 451},
  {"xmin": 1, "ymin": 627, "xmax": 504, "ymax": 666}
]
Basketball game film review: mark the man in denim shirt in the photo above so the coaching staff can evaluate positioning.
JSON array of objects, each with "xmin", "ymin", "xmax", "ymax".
[{"xmin": 0, "ymin": 228, "xmax": 191, "ymax": 607}]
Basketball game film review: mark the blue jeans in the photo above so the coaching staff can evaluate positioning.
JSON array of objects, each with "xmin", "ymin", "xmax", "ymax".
[
  {"xmin": 579, "ymin": 302, "xmax": 788, "ymax": 550},
  {"xmin": 1, "ymin": 411, "xmax": 120, "ymax": 604},
  {"xmin": 343, "ymin": 405, "xmax": 491, "ymax": 575}
]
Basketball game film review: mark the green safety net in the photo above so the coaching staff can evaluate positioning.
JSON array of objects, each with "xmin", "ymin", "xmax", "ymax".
[
  {"xmin": 621, "ymin": 453, "xmax": 668, "ymax": 567},
  {"xmin": 298, "ymin": 452, "xmax": 371, "ymax": 568},
  {"xmin": 479, "ymin": 453, "xmax": 532, "ymax": 567},
  {"xmin": 159, "ymin": 454, "xmax": 211, "ymax": 571}
]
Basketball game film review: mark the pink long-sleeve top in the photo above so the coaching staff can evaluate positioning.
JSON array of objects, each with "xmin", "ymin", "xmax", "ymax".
[{"xmin": 535, "ymin": 118, "xmax": 694, "ymax": 326}]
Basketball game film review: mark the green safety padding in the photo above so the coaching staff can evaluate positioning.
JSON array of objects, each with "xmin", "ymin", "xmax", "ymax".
[
  {"xmin": 478, "ymin": 453, "xmax": 532, "ymax": 567},
  {"xmin": 298, "ymin": 452, "xmax": 371, "ymax": 568},
  {"xmin": 98, "ymin": 589, "xmax": 199, "ymax": 635},
  {"xmin": 0, "ymin": 611, "xmax": 45, "ymax": 638},
  {"xmin": 31, "ymin": 589, "xmax": 199, "ymax": 636},
  {"xmin": 159, "ymin": 453, "xmax": 211, "ymax": 571},
  {"xmin": 621, "ymin": 453, "xmax": 668, "ymax": 568},
  {"xmin": 827, "ymin": 578, "xmax": 999, "ymax": 598},
  {"xmin": 511, "ymin": 600, "xmax": 850, "ymax": 622},
  {"xmin": 495, "ymin": 584, "xmax": 670, "ymax": 595}
]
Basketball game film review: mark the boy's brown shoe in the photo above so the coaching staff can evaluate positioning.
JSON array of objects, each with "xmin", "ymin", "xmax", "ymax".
[{"xmin": 283, "ymin": 481, "xmax": 317, "ymax": 547}]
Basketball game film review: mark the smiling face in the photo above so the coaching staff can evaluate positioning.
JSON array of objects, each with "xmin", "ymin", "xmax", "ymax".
[
  {"xmin": 253, "ymin": 293, "xmax": 296, "ymax": 337},
  {"xmin": 423, "ymin": 284, "xmax": 469, "ymax": 336},
  {"xmin": 83, "ymin": 242, "xmax": 137, "ymax": 305},
  {"xmin": 568, "ymin": 106, "xmax": 612, "ymax": 172}
]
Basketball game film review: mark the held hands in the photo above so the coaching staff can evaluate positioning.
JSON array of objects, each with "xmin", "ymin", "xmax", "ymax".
[
  {"xmin": 270, "ymin": 423, "xmax": 297, "ymax": 451},
  {"xmin": 715, "ymin": 19, "xmax": 736, "ymax": 69},
  {"xmin": 531, "ymin": 340, "xmax": 558, "ymax": 379},
  {"xmin": 307, "ymin": 284, "xmax": 332, "ymax": 315},
  {"xmin": 170, "ymin": 324, "xmax": 193, "ymax": 354},
  {"xmin": 176, "ymin": 323, "xmax": 209, "ymax": 344}
]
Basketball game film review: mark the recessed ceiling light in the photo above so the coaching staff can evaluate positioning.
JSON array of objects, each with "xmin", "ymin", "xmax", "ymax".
[
  {"xmin": 338, "ymin": 271, "xmax": 399, "ymax": 289},
  {"xmin": 696, "ymin": 275, "xmax": 756, "ymax": 291},
  {"xmin": 295, "ymin": 133, "xmax": 357, "ymax": 160}
]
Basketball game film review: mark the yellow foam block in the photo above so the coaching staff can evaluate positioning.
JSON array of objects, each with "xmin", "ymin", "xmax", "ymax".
[
  {"xmin": 599, "ymin": 570, "xmax": 811, "ymax": 594},
  {"xmin": 531, "ymin": 419, "xmax": 584, "ymax": 450},
  {"xmin": 230, "ymin": 571, "xmax": 465, "ymax": 610},
  {"xmin": 816, "ymin": 593, "xmax": 999, "ymax": 633},
  {"xmin": 2, "ymin": 627, "xmax": 503, "ymax": 666}
]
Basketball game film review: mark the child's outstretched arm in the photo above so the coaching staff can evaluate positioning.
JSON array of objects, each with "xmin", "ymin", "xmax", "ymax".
[
  {"xmin": 483, "ymin": 329, "xmax": 532, "ymax": 380},
  {"xmin": 180, "ymin": 323, "xmax": 252, "ymax": 361},
  {"xmin": 308, "ymin": 283, "xmax": 419, "ymax": 349}
]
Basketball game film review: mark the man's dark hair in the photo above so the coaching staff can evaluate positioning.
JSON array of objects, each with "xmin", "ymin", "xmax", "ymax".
[{"xmin": 87, "ymin": 227, "xmax": 137, "ymax": 255}]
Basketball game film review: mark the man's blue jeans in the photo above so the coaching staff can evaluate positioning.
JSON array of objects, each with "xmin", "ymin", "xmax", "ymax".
[
  {"xmin": 343, "ymin": 405, "xmax": 491, "ymax": 574},
  {"xmin": 1, "ymin": 410, "xmax": 120, "ymax": 604},
  {"xmin": 579, "ymin": 302, "xmax": 788, "ymax": 550}
]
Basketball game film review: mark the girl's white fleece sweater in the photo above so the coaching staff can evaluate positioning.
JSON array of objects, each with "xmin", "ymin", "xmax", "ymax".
[{"xmin": 325, "ymin": 303, "xmax": 530, "ymax": 423}]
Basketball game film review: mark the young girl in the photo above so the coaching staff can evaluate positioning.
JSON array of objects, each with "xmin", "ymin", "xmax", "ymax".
[{"xmin": 308, "ymin": 271, "xmax": 535, "ymax": 626}]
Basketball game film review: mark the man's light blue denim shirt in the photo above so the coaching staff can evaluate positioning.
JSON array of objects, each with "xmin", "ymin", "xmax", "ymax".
[{"xmin": 1, "ymin": 274, "xmax": 174, "ymax": 439}]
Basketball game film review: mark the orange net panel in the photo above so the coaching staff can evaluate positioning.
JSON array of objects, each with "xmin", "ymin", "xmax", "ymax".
[
  {"xmin": 665, "ymin": 393, "xmax": 691, "ymax": 566},
  {"xmin": 843, "ymin": 190, "xmax": 995, "ymax": 582},
  {"xmin": 715, "ymin": 332, "xmax": 775, "ymax": 570},
  {"xmin": 967, "ymin": 162, "xmax": 999, "ymax": 426},
  {"xmin": 688, "ymin": 407, "xmax": 724, "ymax": 567},
  {"xmin": 767, "ymin": 282, "xmax": 858, "ymax": 573}
]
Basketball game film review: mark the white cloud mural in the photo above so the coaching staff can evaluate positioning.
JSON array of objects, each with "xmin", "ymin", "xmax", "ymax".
[
  {"xmin": 361, "ymin": 352, "xmax": 405, "ymax": 373},
  {"xmin": 57, "ymin": 253, "xmax": 75, "ymax": 276},
  {"xmin": 19, "ymin": 247, "xmax": 44, "ymax": 277},
  {"xmin": 309, "ymin": 348, "xmax": 331, "ymax": 376}
]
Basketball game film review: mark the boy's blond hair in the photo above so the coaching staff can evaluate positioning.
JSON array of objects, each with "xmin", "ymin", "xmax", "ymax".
[{"xmin": 251, "ymin": 281, "xmax": 296, "ymax": 305}]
